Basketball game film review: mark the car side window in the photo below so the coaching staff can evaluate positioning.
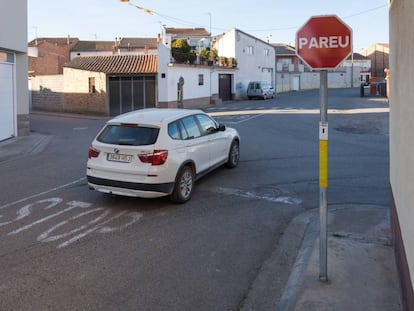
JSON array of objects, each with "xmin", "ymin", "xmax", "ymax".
[
  {"xmin": 168, "ymin": 121, "xmax": 181, "ymax": 140},
  {"xmin": 195, "ymin": 114, "xmax": 217, "ymax": 136},
  {"xmin": 168, "ymin": 120, "xmax": 189, "ymax": 140},
  {"xmin": 181, "ymin": 116, "xmax": 202, "ymax": 139}
]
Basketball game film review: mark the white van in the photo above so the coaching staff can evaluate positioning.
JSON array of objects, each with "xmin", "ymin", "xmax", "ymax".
[{"xmin": 247, "ymin": 81, "xmax": 275, "ymax": 100}]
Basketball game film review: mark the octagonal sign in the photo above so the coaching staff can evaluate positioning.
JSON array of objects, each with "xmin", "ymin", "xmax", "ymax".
[{"xmin": 296, "ymin": 15, "xmax": 352, "ymax": 70}]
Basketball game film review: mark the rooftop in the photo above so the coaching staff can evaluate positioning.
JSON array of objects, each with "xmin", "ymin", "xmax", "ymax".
[
  {"xmin": 64, "ymin": 54, "xmax": 158, "ymax": 74},
  {"xmin": 165, "ymin": 28, "xmax": 210, "ymax": 36}
]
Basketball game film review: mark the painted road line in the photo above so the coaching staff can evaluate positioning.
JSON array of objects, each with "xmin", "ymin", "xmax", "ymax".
[
  {"xmin": 213, "ymin": 187, "xmax": 302, "ymax": 205},
  {"xmin": 0, "ymin": 177, "xmax": 86, "ymax": 210}
]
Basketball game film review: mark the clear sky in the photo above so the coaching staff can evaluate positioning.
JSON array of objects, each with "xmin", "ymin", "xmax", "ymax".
[{"xmin": 28, "ymin": 0, "xmax": 388, "ymax": 52}]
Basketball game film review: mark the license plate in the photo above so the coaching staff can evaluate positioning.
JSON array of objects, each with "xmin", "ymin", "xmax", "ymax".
[{"xmin": 107, "ymin": 153, "xmax": 132, "ymax": 163}]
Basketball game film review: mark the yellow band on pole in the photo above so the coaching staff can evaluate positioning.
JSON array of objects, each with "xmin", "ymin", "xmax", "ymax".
[{"xmin": 320, "ymin": 140, "xmax": 328, "ymax": 188}]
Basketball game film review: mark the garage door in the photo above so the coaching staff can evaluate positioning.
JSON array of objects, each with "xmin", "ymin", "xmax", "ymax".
[
  {"xmin": 108, "ymin": 76, "xmax": 156, "ymax": 116},
  {"xmin": 0, "ymin": 63, "xmax": 14, "ymax": 141}
]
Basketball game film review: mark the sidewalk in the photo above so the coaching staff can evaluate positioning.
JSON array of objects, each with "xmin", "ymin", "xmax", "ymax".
[
  {"xmin": 0, "ymin": 132, "xmax": 52, "ymax": 163},
  {"xmin": 278, "ymin": 205, "xmax": 402, "ymax": 311},
  {"xmin": 239, "ymin": 204, "xmax": 402, "ymax": 311}
]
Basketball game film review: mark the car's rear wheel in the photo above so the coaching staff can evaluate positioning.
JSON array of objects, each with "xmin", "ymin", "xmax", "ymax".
[
  {"xmin": 226, "ymin": 140, "xmax": 240, "ymax": 168},
  {"xmin": 170, "ymin": 165, "xmax": 194, "ymax": 203}
]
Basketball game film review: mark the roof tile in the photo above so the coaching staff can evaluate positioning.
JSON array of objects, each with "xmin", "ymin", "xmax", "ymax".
[{"xmin": 64, "ymin": 54, "xmax": 158, "ymax": 74}]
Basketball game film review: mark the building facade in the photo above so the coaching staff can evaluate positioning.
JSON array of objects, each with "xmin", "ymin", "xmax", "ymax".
[
  {"xmin": 63, "ymin": 54, "xmax": 158, "ymax": 116},
  {"xmin": 28, "ymin": 37, "xmax": 79, "ymax": 75},
  {"xmin": 363, "ymin": 43, "xmax": 389, "ymax": 79},
  {"xmin": 213, "ymin": 28, "xmax": 276, "ymax": 100},
  {"xmin": 0, "ymin": 0, "xmax": 29, "ymax": 140},
  {"xmin": 389, "ymin": 0, "xmax": 414, "ymax": 309}
]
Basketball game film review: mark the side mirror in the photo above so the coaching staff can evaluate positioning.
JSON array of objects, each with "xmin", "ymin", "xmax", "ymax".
[{"xmin": 218, "ymin": 124, "xmax": 226, "ymax": 131}]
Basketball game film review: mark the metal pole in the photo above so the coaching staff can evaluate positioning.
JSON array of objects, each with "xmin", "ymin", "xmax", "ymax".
[
  {"xmin": 351, "ymin": 51, "xmax": 354, "ymax": 88},
  {"xmin": 319, "ymin": 69, "xmax": 328, "ymax": 282}
]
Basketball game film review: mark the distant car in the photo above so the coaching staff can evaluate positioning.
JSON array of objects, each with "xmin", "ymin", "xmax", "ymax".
[
  {"xmin": 247, "ymin": 81, "xmax": 275, "ymax": 100},
  {"xmin": 87, "ymin": 108, "xmax": 240, "ymax": 203}
]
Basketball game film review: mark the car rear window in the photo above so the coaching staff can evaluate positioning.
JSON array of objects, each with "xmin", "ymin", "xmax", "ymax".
[{"xmin": 97, "ymin": 124, "xmax": 159, "ymax": 146}]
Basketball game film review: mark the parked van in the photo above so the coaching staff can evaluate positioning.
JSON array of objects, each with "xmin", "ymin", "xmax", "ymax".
[{"xmin": 247, "ymin": 81, "xmax": 275, "ymax": 100}]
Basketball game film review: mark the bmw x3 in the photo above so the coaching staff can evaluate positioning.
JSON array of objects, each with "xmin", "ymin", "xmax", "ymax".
[{"xmin": 87, "ymin": 108, "xmax": 240, "ymax": 203}]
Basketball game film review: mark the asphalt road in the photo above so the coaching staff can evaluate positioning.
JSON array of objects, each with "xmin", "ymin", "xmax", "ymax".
[{"xmin": 0, "ymin": 88, "xmax": 389, "ymax": 310}]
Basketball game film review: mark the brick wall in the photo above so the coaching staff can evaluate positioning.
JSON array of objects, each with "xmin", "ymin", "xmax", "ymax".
[
  {"xmin": 30, "ymin": 75, "xmax": 64, "ymax": 111},
  {"xmin": 29, "ymin": 41, "xmax": 72, "ymax": 75},
  {"xmin": 63, "ymin": 68, "xmax": 108, "ymax": 115}
]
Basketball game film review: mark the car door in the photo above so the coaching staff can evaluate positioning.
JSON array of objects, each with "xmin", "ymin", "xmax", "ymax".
[
  {"xmin": 195, "ymin": 114, "xmax": 229, "ymax": 167},
  {"xmin": 180, "ymin": 115, "xmax": 211, "ymax": 173}
]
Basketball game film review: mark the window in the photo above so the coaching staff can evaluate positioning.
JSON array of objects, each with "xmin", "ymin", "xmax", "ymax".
[
  {"xmin": 198, "ymin": 74, "xmax": 204, "ymax": 86},
  {"xmin": 181, "ymin": 116, "xmax": 202, "ymax": 139},
  {"xmin": 264, "ymin": 49, "xmax": 270, "ymax": 56},
  {"xmin": 97, "ymin": 125, "xmax": 159, "ymax": 146},
  {"xmin": 247, "ymin": 46, "xmax": 254, "ymax": 55},
  {"xmin": 195, "ymin": 114, "xmax": 217, "ymax": 136},
  {"xmin": 0, "ymin": 51, "xmax": 14, "ymax": 63},
  {"xmin": 89, "ymin": 77, "xmax": 96, "ymax": 93},
  {"xmin": 168, "ymin": 120, "xmax": 189, "ymax": 140},
  {"xmin": 168, "ymin": 122, "xmax": 181, "ymax": 140}
]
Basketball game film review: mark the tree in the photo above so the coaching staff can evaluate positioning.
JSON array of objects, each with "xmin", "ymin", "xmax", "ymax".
[{"xmin": 171, "ymin": 39, "xmax": 192, "ymax": 63}]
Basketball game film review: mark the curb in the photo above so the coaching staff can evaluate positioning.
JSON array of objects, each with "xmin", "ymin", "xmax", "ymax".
[{"xmin": 239, "ymin": 209, "xmax": 318, "ymax": 311}]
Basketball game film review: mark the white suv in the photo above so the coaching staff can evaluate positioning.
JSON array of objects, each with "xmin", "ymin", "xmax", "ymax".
[{"xmin": 87, "ymin": 108, "xmax": 240, "ymax": 203}]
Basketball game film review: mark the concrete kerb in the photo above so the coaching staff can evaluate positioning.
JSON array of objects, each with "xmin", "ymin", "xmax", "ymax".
[
  {"xmin": 0, "ymin": 132, "xmax": 53, "ymax": 163},
  {"xmin": 287, "ymin": 204, "xmax": 401, "ymax": 311},
  {"xmin": 240, "ymin": 204, "xmax": 401, "ymax": 311},
  {"xmin": 239, "ymin": 209, "xmax": 318, "ymax": 311}
]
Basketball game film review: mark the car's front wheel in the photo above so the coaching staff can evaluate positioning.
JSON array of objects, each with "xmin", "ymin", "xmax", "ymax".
[
  {"xmin": 226, "ymin": 140, "xmax": 240, "ymax": 168},
  {"xmin": 170, "ymin": 165, "xmax": 194, "ymax": 203}
]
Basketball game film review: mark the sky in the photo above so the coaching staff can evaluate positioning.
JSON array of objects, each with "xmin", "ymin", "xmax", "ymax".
[{"xmin": 27, "ymin": 0, "xmax": 389, "ymax": 52}]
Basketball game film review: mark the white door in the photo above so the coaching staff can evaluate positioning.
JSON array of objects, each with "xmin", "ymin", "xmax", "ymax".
[
  {"xmin": 293, "ymin": 76, "xmax": 300, "ymax": 91},
  {"xmin": 0, "ymin": 63, "xmax": 14, "ymax": 141}
]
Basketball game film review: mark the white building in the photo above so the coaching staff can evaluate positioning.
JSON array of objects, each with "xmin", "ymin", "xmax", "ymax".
[
  {"xmin": 389, "ymin": 0, "xmax": 414, "ymax": 308},
  {"xmin": 213, "ymin": 28, "xmax": 276, "ymax": 100},
  {"xmin": 157, "ymin": 36, "xmax": 236, "ymax": 108},
  {"xmin": 0, "ymin": 0, "xmax": 29, "ymax": 140}
]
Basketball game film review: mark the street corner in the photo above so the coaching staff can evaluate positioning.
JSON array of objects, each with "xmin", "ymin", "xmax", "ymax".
[
  {"xmin": 290, "ymin": 204, "xmax": 401, "ymax": 311},
  {"xmin": 0, "ymin": 132, "xmax": 52, "ymax": 162},
  {"xmin": 294, "ymin": 234, "xmax": 401, "ymax": 311}
]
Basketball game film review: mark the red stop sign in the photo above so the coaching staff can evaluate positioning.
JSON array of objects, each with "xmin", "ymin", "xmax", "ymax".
[{"xmin": 296, "ymin": 15, "xmax": 352, "ymax": 70}]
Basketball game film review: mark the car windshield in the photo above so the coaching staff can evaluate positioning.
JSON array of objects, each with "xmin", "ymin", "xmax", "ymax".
[{"xmin": 97, "ymin": 124, "xmax": 159, "ymax": 146}]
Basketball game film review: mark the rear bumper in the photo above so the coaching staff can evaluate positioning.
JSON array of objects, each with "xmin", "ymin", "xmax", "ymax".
[{"xmin": 87, "ymin": 175, "xmax": 175, "ymax": 198}]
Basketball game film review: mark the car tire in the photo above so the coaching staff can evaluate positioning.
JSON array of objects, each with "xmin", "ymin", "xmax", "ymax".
[
  {"xmin": 226, "ymin": 140, "xmax": 240, "ymax": 168},
  {"xmin": 170, "ymin": 165, "xmax": 194, "ymax": 203}
]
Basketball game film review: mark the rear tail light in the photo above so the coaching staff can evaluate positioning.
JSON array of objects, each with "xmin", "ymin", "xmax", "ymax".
[
  {"xmin": 88, "ymin": 146, "xmax": 100, "ymax": 159},
  {"xmin": 138, "ymin": 150, "xmax": 168, "ymax": 165}
]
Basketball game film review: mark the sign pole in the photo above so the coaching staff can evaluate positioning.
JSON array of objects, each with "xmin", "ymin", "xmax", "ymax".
[
  {"xmin": 295, "ymin": 14, "xmax": 352, "ymax": 284},
  {"xmin": 319, "ymin": 69, "xmax": 328, "ymax": 282}
]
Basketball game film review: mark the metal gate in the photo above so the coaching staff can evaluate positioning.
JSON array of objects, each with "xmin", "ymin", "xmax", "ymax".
[{"xmin": 109, "ymin": 76, "xmax": 156, "ymax": 116}]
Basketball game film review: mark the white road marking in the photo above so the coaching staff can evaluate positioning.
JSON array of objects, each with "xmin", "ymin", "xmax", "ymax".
[
  {"xmin": 37, "ymin": 207, "xmax": 108, "ymax": 243},
  {"xmin": 8, "ymin": 200, "xmax": 90, "ymax": 235},
  {"xmin": 0, "ymin": 177, "xmax": 86, "ymax": 210},
  {"xmin": 2, "ymin": 193, "xmax": 143, "ymax": 248},
  {"xmin": 56, "ymin": 210, "xmax": 140, "ymax": 249},
  {"xmin": 208, "ymin": 107, "xmax": 389, "ymax": 117},
  {"xmin": 213, "ymin": 187, "xmax": 302, "ymax": 205}
]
